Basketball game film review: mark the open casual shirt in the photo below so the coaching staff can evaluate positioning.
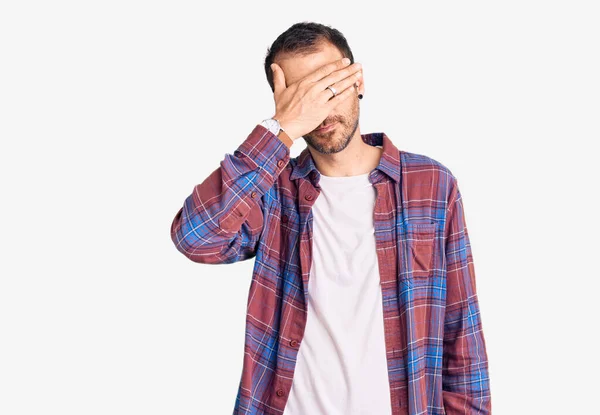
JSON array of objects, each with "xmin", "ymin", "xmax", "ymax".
[{"xmin": 170, "ymin": 124, "xmax": 492, "ymax": 415}]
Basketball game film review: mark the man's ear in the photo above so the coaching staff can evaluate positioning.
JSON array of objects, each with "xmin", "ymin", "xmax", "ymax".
[
  {"xmin": 354, "ymin": 69, "xmax": 365, "ymax": 96},
  {"xmin": 354, "ymin": 80, "xmax": 365, "ymax": 96}
]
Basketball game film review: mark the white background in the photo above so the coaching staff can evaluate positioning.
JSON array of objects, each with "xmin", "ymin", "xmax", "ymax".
[{"xmin": 1, "ymin": 1, "xmax": 598, "ymax": 414}]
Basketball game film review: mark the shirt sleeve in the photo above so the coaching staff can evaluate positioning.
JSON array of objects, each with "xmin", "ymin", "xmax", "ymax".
[
  {"xmin": 170, "ymin": 124, "xmax": 291, "ymax": 264},
  {"xmin": 442, "ymin": 178, "xmax": 492, "ymax": 414}
]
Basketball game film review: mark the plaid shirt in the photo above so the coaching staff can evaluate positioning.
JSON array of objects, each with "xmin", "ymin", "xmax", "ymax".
[{"xmin": 170, "ymin": 124, "xmax": 492, "ymax": 415}]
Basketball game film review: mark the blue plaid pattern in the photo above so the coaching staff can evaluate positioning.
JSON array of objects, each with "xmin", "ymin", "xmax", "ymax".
[{"xmin": 170, "ymin": 124, "xmax": 492, "ymax": 414}]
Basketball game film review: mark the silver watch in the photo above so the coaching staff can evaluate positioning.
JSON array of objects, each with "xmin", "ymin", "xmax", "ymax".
[{"xmin": 260, "ymin": 118, "xmax": 285, "ymax": 136}]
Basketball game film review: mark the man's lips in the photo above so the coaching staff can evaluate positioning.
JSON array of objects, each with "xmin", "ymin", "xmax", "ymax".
[{"xmin": 315, "ymin": 122, "xmax": 337, "ymax": 132}]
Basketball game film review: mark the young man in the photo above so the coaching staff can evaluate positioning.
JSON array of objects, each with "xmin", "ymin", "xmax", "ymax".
[{"xmin": 170, "ymin": 22, "xmax": 491, "ymax": 415}]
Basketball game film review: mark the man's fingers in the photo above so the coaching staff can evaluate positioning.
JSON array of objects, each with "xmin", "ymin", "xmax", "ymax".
[
  {"xmin": 317, "ymin": 62, "xmax": 362, "ymax": 92},
  {"xmin": 314, "ymin": 64, "xmax": 362, "ymax": 103},
  {"xmin": 325, "ymin": 82, "xmax": 356, "ymax": 109},
  {"xmin": 319, "ymin": 68, "xmax": 362, "ymax": 103},
  {"xmin": 305, "ymin": 57, "xmax": 351, "ymax": 84},
  {"xmin": 271, "ymin": 63, "xmax": 286, "ymax": 95}
]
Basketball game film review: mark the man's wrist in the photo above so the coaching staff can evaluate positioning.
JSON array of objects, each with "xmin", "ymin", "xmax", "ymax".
[
  {"xmin": 274, "ymin": 117, "xmax": 300, "ymax": 143},
  {"xmin": 277, "ymin": 129, "xmax": 294, "ymax": 149},
  {"xmin": 261, "ymin": 117, "xmax": 295, "ymax": 149}
]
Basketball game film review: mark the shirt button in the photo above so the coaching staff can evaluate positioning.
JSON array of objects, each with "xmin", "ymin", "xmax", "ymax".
[
  {"xmin": 277, "ymin": 160, "xmax": 285, "ymax": 168},
  {"xmin": 251, "ymin": 191, "xmax": 257, "ymax": 198},
  {"xmin": 290, "ymin": 339, "xmax": 298, "ymax": 347},
  {"xmin": 305, "ymin": 194, "xmax": 313, "ymax": 201},
  {"xmin": 276, "ymin": 388, "xmax": 285, "ymax": 397},
  {"xmin": 281, "ymin": 215, "xmax": 288, "ymax": 223}
]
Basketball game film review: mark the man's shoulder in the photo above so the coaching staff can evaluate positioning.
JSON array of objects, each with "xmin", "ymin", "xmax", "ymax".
[
  {"xmin": 398, "ymin": 150, "xmax": 458, "ymax": 205},
  {"xmin": 400, "ymin": 149, "xmax": 456, "ymax": 181}
]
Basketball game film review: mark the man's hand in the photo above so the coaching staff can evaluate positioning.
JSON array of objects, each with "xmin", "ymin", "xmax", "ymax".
[{"xmin": 271, "ymin": 57, "xmax": 362, "ymax": 141}]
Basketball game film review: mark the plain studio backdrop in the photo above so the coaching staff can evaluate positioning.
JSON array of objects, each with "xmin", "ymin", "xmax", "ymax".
[{"xmin": 1, "ymin": 1, "xmax": 598, "ymax": 414}]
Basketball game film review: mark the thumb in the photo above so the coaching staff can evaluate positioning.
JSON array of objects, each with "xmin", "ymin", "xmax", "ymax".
[{"xmin": 271, "ymin": 63, "xmax": 286, "ymax": 94}]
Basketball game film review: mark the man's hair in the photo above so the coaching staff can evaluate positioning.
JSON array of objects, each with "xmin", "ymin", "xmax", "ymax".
[{"xmin": 264, "ymin": 21, "xmax": 355, "ymax": 93}]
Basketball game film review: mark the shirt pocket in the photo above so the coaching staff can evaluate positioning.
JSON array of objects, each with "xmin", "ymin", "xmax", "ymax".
[{"xmin": 407, "ymin": 221, "xmax": 437, "ymax": 279}]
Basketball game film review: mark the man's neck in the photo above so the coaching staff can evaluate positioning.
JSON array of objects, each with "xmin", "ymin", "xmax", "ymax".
[{"xmin": 309, "ymin": 131, "xmax": 383, "ymax": 177}]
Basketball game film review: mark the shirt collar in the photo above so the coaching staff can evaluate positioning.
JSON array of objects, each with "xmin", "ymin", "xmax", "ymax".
[{"xmin": 289, "ymin": 131, "xmax": 401, "ymax": 183}]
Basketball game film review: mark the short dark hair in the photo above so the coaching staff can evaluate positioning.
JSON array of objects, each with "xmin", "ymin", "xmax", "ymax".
[{"xmin": 264, "ymin": 22, "xmax": 355, "ymax": 93}]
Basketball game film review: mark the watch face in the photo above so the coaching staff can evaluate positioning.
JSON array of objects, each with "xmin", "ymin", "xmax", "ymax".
[{"xmin": 262, "ymin": 118, "xmax": 280, "ymax": 135}]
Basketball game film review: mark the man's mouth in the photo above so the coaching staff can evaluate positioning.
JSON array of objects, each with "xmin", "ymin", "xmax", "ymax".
[{"xmin": 315, "ymin": 122, "xmax": 337, "ymax": 132}]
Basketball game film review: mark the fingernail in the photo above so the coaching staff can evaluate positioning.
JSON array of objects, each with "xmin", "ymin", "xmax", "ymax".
[
  {"xmin": 271, "ymin": 63, "xmax": 276, "ymax": 70},
  {"xmin": 342, "ymin": 58, "xmax": 350, "ymax": 65}
]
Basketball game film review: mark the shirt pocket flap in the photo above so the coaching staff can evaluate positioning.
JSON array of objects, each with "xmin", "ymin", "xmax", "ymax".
[{"xmin": 406, "ymin": 221, "xmax": 437, "ymax": 278}]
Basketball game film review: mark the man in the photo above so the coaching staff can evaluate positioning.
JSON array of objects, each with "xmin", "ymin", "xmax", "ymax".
[{"xmin": 170, "ymin": 22, "xmax": 491, "ymax": 415}]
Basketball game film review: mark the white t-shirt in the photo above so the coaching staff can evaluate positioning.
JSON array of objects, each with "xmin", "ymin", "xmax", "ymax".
[{"xmin": 283, "ymin": 171, "xmax": 393, "ymax": 415}]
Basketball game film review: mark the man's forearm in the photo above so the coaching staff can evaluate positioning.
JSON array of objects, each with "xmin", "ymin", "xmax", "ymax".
[{"xmin": 442, "ymin": 179, "xmax": 492, "ymax": 414}]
